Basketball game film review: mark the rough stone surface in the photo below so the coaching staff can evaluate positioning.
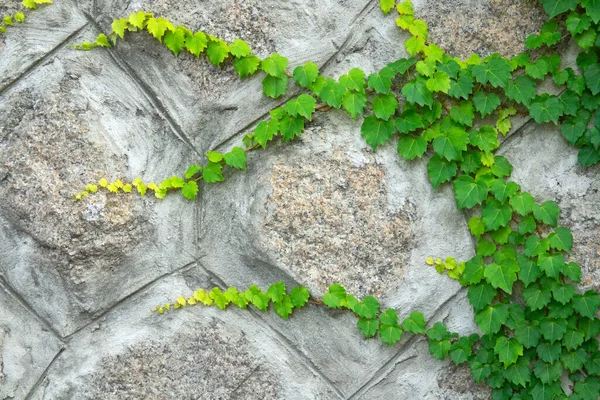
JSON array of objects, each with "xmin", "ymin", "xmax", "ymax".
[
  {"xmin": 0, "ymin": 42, "xmax": 199, "ymax": 336},
  {"xmin": 1, "ymin": 0, "xmax": 598, "ymax": 399},
  {"xmin": 266, "ymin": 156, "xmax": 414, "ymax": 298},
  {"xmin": 0, "ymin": 283, "xmax": 62, "ymax": 399},
  {"xmin": 417, "ymin": 0, "xmax": 548, "ymax": 59}
]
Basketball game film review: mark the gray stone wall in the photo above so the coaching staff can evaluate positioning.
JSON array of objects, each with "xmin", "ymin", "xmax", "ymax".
[{"xmin": 0, "ymin": 0, "xmax": 597, "ymax": 399}]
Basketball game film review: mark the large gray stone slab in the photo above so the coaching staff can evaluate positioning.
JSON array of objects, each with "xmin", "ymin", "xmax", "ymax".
[
  {"xmin": 0, "ymin": 38, "xmax": 199, "ymax": 337},
  {"xmin": 0, "ymin": 281, "xmax": 62, "ymax": 400},
  {"xmin": 74, "ymin": 0, "xmax": 409, "ymax": 154},
  {"xmin": 32, "ymin": 268, "xmax": 340, "ymax": 399},
  {"xmin": 0, "ymin": 0, "xmax": 87, "ymax": 92},
  {"xmin": 199, "ymin": 110, "xmax": 474, "ymax": 395}
]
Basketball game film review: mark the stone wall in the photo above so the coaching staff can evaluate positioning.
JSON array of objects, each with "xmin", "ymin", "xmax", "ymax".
[{"xmin": 0, "ymin": 1, "xmax": 597, "ymax": 399}]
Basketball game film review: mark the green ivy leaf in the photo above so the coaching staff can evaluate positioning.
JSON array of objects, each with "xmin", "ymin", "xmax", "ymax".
[
  {"xmin": 425, "ymin": 71, "xmax": 451, "ymax": 93},
  {"xmin": 551, "ymin": 282, "xmax": 575, "ymax": 305},
  {"xmin": 372, "ymin": 93, "xmax": 399, "ymax": 121},
  {"xmin": 473, "ymin": 92, "xmax": 501, "ymax": 118},
  {"xmin": 367, "ymin": 66, "xmax": 394, "ymax": 94},
  {"xmin": 448, "ymin": 74, "xmax": 474, "ymax": 99},
  {"xmin": 320, "ymin": 79, "xmax": 347, "ymax": 108},
  {"xmin": 472, "ymin": 57, "xmax": 512, "ymax": 88},
  {"xmin": 378, "ymin": 308, "xmax": 398, "ymax": 326},
  {"xmin": 537, "ymin": 340, "xmax": 562, "ymax": 363},
  {"xmin": 163, "ymin": 27, "xmax": 186, "ymax": 56},
  {"xmin": 484, "ymin": 259, "xmax": 519, "ymax": 294},
  {"xmin": 563, "ymin": 262, "xmax": 582, "ymax": 283},
  {"xmin": 357, "ymin": 317, "xmax": 379, "ymax": 338},
  {"xmin": 402, "ymin": 75, "xmax": 434, "ymax": 107},
  {"xmin": 575, "ymin": 376, "xmax": 600, "ymax": 400},
  {"xmin": 380, "ymin": 0, "xmax": 395, "ymax": 14},
  {"xmin": 352, "ymin": 296, "xmax": 379, "ymax": 319},
  {"xmin": 293, "ymin": 62, "xmax": 319, "ymax": 88},
  {"xmin": 490, "ymin": 179, "xmax": 520, "ymax": 203},
  {"xmin": 450, "ymin": 337, "xmax": 473, "ymax": 364},
  {"xmin": 427, "ymin": 155, "xmax": 457, "ymax": 189},
  {"xmin": 575, "ymin": 28, "xmax": 597, "ymax": 51},
  {"xmin": 267, "ymin": 282, "xmax": 286, "ymax": 303},
  {"xmin": 584, "ymin": 63, "xmax": 600, "ymax": 95},
  {"xmin": 529, "ymin": 95, "xmax": 564, "ymax": 124},
  {"xmin": 184, "ymin": 31, "xmax": 207, "ymax": 56},
  {"xmin": 402, "ymin": 311, "xmax": 426, "ymax": 334},
  {"xmin": 468, "ymin": 217, "xmax": 486, "ymax": 239},
  {"xmin": 429, "ymin": 339, "xmax": 451, "ymax": 360},
  {"xmin": 202, "ymin": 162, "xmax": 224, "ymax": 183},
  {"xmin": 562, "ymin": 329, "xmax": 585, "ymax": 351},
  {"xmin": 560, "ymin": 348, "xmax": 588, "ymax": 372},
  {"xmin": 461, "ymin": 256, "xmax": 485, "ymax": 285},
  {"xmin": 262, "ymin": 75, "xmax": 289, "ymax": 99},
  {"xmin": 540, "ymin": 318, "xmax": 568, "ymax": 342},
  {"xmin": 288, "ymin": 286, "xmax": 310, "ymax": 308},
  {"xmin": 533, "ymin": 359, "xmax": 563, "ymax": 384},
  {"xmin": 548, "ymin": 227, "xmax": 573, "ymax": 252},
  {"xmin": 386, "ymin": 57, "xmax": 416, "ymax": 74},
  {"xmin": 469, "ymin": 126, "xmax": 500, "ymax": 153},
  {"xmin": 505, "ymin": 75, "xmax": 537, "ymax": 107},
  {"xmin": 432, "ymin": 123, "xmax": 469, "ymax": 161},
  {"xmin": 285, "ymin": 94, "xmax": 316, "ymax": 121},
  {"xmin": 427, "ymin": 322, "xmax": 449, "ymax": 341},
  {"xmin": 509, "ymin": 192, "xmax": 536, "ymax": 216},
  {"xmin": 229, "ymin": 38, "xmax": 251, "ymax": 58},
  {"xmin": 525, "ymin": 58, "xmax": 549, "ymax": 80},
  {"xmin": 234, "ymin": 55, "xmax": 261, "ymax": 78},
  {"xmin": 482, "ymin": 199, "xmax": 512, "ymax": 231},
  {"xmin": 475, "ymin": 304, "xmax": 509, "ymax": 335},
  {"xmin": 449, "ymin": 100, "xmax": 475, "ymax": 127},
  {"xmin": 361, "ymin": 116, "xmax": 395, "ymax": 150},
  {"xmin": 223, "ymin": 147, "xmax": 247, "ymax": 170},
  {"xmin": 379, "ymin": 324, "xmax": 403, "ymax": 345},
  {"xmin": 524, "ymin": 235, "xmax": 549, "ymax": 257},
  {"xmin": 261, "ymin": 53, "xmax": 288, "ymax": 77},
  {"xmin": 533, "ymin": 200, "xmax": 560, "ymax": 227},
  {"xmin": 573, "ymin": 290, "xmax": 600, "ymax": 318},
  {"xmin": 540, "ymin": 0, "xmax": 578, "ymax": 18},
  {"xmin": 503, "ymin": 357, "xmax": 531, "ymax": 388},
  {"xmin": 453, "ymin": 175, "xmax": 488, "ymax": 209},
  {"xmin": 469, "ymin": 361, "xmax": 492, "ymax": 383},
  {"xmin": 397, "ymin": 135, "xmax": 427, "ymax": 160},
  {"xmin": 494, "ymin": 336, "xmax": 523, "ymax": 367},
  {"xmin": 515, "ymin": 322, "xmax": 541, "ymax": 348},
  {"xmin": 181, "ymin": 181, "xmax": 198, "ymax": 200},
  {"xmin": 523, "ymin": 283, "xmax": 552, "ymax": 310},
  {"xmin": 206, "ymin": 37, "xmax": 229, "ymax": 66},
  {"xmin": 477, "ymin": 238, "xmax": 496, "ymax": 257},
  {"xmin": 538, "ymin": 253, "xmax": 565, "ymax": 279},
  {"xmin": 468, "ymin": 283, "xmax": 498, "ymax": 312},
  {"xmin": 342, "ymin": 91, "xmax": 367, "ymax": 119},
  {"xmin": 253, "ymin": 120, "xmax": 279, "ymax": 148},
  {"xmin": 395, "ymin": 109, "xmax": 424, "ymax": 133},
  {"xmin": 339, "ymin": 68, "xmax": 366, "ymax": 92},
  {"xmin": 585, "ymin": 350, "xmax": 600, "ymax": 374}
]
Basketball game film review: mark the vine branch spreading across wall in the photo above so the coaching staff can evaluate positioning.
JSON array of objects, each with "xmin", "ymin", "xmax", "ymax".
[{"xmin": 4, "ymin": 0, "xmax": 600, "ymax": 398}]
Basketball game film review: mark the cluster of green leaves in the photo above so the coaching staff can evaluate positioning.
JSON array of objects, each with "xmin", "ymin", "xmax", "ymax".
[
  {"xmin": 321, "ymin": 283, "xmax": 429, "ymax": 346},
  {"xmin": 74, "ymin": 146, "xmax": 247, "ymax": 201},
  {"xmin": 68, "ymin": 0, "xmax": 600, "ymax": 397},
  {"xmin": 153, "ymin": 282, "xmax": 311, "ymax": 320},
  {"xmin": 0, "ymin": 0, "xmax": 52, "ymax": 34}
]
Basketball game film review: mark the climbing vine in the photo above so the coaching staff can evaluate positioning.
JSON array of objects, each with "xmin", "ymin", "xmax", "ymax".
[
  {"xmin": 0, "ymin": 0, "xmax": 52, "ymax": 34},
  {"xmin": 5, "ymin": 0, "xmax": 593, "ymax": 397}
]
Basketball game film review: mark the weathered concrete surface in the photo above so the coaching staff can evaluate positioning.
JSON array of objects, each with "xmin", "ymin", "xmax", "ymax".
[
  {"xmin": 0, "ymin": 0, "xmax": 597, "ymax": 399},
  {"xmin": 0, "ymin": 27, "xmax": 199, "ymax": 336},
  {"xmin": 0, "ymin": 281, "xmax": 62, "ymax": 400}
]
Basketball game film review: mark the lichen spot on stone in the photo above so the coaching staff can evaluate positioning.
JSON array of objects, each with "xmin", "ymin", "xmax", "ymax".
[{"xmin": 265, "ymin": 157, "xmax": 414, "ymax": 298}]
